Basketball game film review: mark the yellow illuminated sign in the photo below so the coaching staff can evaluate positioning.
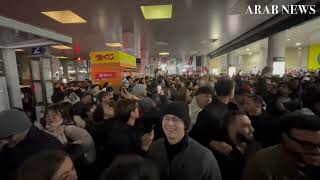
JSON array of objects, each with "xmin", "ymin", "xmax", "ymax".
[
  {"xmin": 90, "ymin": 51, "xmax": 136, "ymax": 68},
  {"xmin": 308, "ymin": 44, "xmax": 320, "ymax": 70}
]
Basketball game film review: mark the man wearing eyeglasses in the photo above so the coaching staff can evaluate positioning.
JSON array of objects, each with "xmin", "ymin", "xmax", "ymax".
[{"xmin": 243, "ymin": 113, "xmax": 320, "ymax": 180}]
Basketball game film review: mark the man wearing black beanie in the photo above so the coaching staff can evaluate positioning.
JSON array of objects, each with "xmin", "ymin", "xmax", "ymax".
[{"xmin": 148, "ymin": 102, "xmax": 222, "ymax": 180}]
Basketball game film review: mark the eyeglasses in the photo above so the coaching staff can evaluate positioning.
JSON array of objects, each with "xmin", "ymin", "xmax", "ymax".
[
  {"xmin": 287, "ymin": 134, "xmax": 320, "ymax": 150},
  {"xmin": 163, "ymin": 115, "xmax": 181, "ymax": 122}
]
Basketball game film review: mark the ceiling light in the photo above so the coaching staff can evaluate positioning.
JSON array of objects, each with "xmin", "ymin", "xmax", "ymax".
[
  {"xmin": 189, "ymin": 50, "xmax": 198, "ymax": 54},
  {"xmin": 51, "ymin": 45, "xmax": 72, "ymax": 49},
  {"xmin": 249, "ymin": 52, "xmax": 253, "ymax": 55},
  {"xmin": 140, "ymin": 5, "xmax": 172, "ymax": 19},
  {"xmin": 296, "ymin": 42, "xmax": 301, "ymax": 46},
  {"xmin": 298, "ymin": 47, "xmax": 302, "ymax": 50},
  {"xmin": 287, "ymin": 38, "xmax": 291, "ymax": 41},
  {"xmin": 155, "ymin": 41, "xmax": 169, "ymax": 45},
  {"xmin": 56, "ymin": 56, "xmax": 68, "ymax": 59},
  {"xmin": 246, "ymin": 48, "xmax": 250, "ymax": 51},
  {"xmin": 41, "ymin": 10, "xmax": 87, "ymax": 24},
  {"xmin": 15, "ymin": 49, "xmax": 24, "ymax": 52},
  {"xmin": 159, "ymin": 52, "xmax": 170, "ymax": 56},
  {"xmin": 105, "ymin": 43, "xmax": 123, "ymax": 48},
  {"xmin": 200, "ymin": 39, "xmax": 217, "ymax": 45}
]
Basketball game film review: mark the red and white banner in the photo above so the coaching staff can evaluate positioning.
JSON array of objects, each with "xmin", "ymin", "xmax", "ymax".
[{"xmin": 95, "ymin": 72, "xmax": 116, "ymax": 79}]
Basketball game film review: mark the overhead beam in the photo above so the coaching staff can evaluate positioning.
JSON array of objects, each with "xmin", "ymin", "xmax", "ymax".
[
  {"xmin": 208, "ymin": 0, "xmax": 320, "ymax": 58},
  {"xmin": 0, "ymin": 15, "xmax": 72, "ymax": 44}
]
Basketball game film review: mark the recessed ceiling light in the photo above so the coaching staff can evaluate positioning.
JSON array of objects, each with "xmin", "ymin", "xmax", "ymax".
[
  {"xmin": 140, "ymin": 5, "xmax": 172, "ymax": 19},
  {"xmin": 200, "ymin": 39, "xmax": 217, "ymax": 45},
  {"xmin": 105, "ymin": 43, "xmax": 123, "ymax": 48},
  {"xmin": 15, "ymin": 49, "xmax": 24, "ymax": 52},
  {"xmin": 287, "ymin": 38, "xmax": 291, "ymax": 41},
  {"xmin": 56, "ymin": 56, "xmax": 68, "ymax": 59},
  {"xmin": 246, "ymin": 48, "xmax": 250, "ymax": 51},
  {"xmin": 41, "ymin": 10, "xmax": 87, "ymax": 24},
  {"xmin": 155, "ymin": 41, "xmax": 169, "ymax": 45},
  {"xmin": 296, "ymin": 42, "xmax": 301, "ymax": 46},
  {"xmin": 249, "ymin": 52, "xmax": 253, "ymax": 55},
  {"xmin": 159, "ymin": 52, "xmax": 170, "ymax": 56},
  {"xmin": 51, "ymin": 45, "xmax": 72, "ymax": 49}
]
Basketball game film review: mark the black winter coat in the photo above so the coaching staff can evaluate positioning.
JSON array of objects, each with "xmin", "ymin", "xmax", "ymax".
[
  {"xmin": 0, "ymin": 126, "xmax": 62, "ymax": 180},
  {"xmin": 190, "ymin": 98, "xmax": 231, "ymax": 148}
]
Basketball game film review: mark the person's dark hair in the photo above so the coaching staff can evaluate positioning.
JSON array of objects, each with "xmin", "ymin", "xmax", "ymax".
[
  {"xmin": 105, "ymin": 86, "xmax": 114, "ymax": 93},
  {"xmin": 51, "ymin": 91, "xmax": 68, "ymax": 103},
  {"xmin": 223, "ymin": 110, "xmax": 247, "ymax": 128},
  {"xmin": 148, "ymin": 80, "xmax": 159, "ymax": 94},
  {"xmin": 100, "ymin": 155, "xmax": 159, "ymax": 180},
  {"xmin": 280, "ymin": 114, "xmax": 320, "ymax": 135},
  {"xmin": 65, "ymin": 89, "xmax": 75, "ymax": 96},
  {"xmin": 195, "ymin": 86, "xmax": 214, "ymax": 96},
  {"xmin": 72, "ymin": 102, "xmax": 93, "ymax": 120},
  {"xmin": 77, "ymin": 91, "xmax": 92, "ymax": 99},
  {"xmin": 96, "ymin": 87, "xmax": 114, "ymax": 103},
  {"xmin": 58, "ymin": 102, "xmax": 74, "ymax": 124},
  {"xmin": 278, "ymin": 81, "xmax": 290, "ymax": 87},
  {"xmin": 92, "ymin": 84, "xmax": 102, "ymax": 90},
  {"xmin": 97, "ymin": 91, "xmax": 108, "ymax": 103},
  {"xmin": 93, "ymin": 103, "xmax": 104, "ymax": 123},
  {"xmin": 93, "ymin": 101, "xmax": 116, "ymax": 123},
  {"xmin": 116, "ymin": 99, "xmax": 137, "ymax": 124},
  {"xmin": 246, "ymin": 94, "xmax": 265, "ymax": 108},
  {"xmin": 16, "ymin": 150, "xmax": 70, "ymax": 180},
  {"xmin": 126, "ymin": 76, "xmax": 132, "ymax": 81},
  {"xmin": 186, "ymin": 80, "xmax": 193, "ymax": 87},
  {"xmin": 215, "ymin": 78, "xmax": 235, "ymax": 97},
  {"xmin": 174, "ymin": 87, "xmax": 189, "ymax": 103},
  {"xmin": 103, "ymin": 81, "xmax": 110, "ymax": 88}
]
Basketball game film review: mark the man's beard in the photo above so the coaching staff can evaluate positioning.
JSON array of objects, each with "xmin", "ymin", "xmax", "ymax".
[{"xmin": 236, "ymin": 132, "xmax": 253, "ymax": 144}]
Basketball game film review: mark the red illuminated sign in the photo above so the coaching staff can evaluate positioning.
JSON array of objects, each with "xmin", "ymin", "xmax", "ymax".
[{"xmin": 95, "ymin": 72, "xmax": 116, "ymax": 79}]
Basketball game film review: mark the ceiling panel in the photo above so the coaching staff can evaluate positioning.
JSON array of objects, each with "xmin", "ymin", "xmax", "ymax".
[{"xmin": 0, "ymin": 0, "xmax": 286, "ymax": 59}]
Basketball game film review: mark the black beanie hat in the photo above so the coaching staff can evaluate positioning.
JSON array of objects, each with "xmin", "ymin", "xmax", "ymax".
[{"xmin": 163, "ymin": 102, "xmax": 190, "ymax": 129}]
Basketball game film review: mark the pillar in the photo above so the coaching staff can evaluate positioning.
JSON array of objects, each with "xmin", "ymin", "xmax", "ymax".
[
  {"xmin": 141, "ymin": 49, "xmax": 150, "ymax": 75},
  {"xmin": 267, "ymin": 31, "xmax": 286, "ymax": 75},
  {"xmin": 227, "ymin": 52, "xmax": 237, "ymax": 76},
  {"xmin": 74, "ymin": 61, "xmax": 79, "ymax": 81},
  {"xmin": 259, "ymin": 47, "xmax": 268, "ymax": 72},
  {"xmin": 62, "ymin": 61, "xmax": 69, "ymax": 80},
  {"xmin": 2, "ymin": 49, "xmax": 23, "ymax": 108}
]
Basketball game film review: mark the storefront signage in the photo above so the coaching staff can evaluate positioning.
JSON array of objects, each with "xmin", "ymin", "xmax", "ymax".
[
  {"xmin": 95, "ymin": 72, "xmax": 116, "ymax": 79},
  {"xmin": 90, "ymin": 52, "xmax": 118, "ymax": 64},
  {"xmin": 32, "ymin": 47, "xmax": 46, "ymax": 55}
]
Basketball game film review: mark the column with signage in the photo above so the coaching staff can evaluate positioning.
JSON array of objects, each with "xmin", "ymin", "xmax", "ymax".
[{"xmin": 29, "ymin": 47, "xmax": 54, "ymax": 121}]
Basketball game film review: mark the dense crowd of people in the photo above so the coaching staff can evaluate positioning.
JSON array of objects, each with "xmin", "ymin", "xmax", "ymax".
[{"xmin": 1, "ymin": 69, "xmax": 320, "ymax": 180}]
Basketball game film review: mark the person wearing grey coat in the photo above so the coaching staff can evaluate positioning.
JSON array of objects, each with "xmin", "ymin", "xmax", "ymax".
[{"xmin": 148, "ymin": 102, "xmax": 222, "ymax": 180}]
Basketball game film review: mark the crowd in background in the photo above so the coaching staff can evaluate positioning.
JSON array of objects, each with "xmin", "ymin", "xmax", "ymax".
[{"xmin": 1, "ymin": 69, "xmax": 320, "ymax": 180}]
